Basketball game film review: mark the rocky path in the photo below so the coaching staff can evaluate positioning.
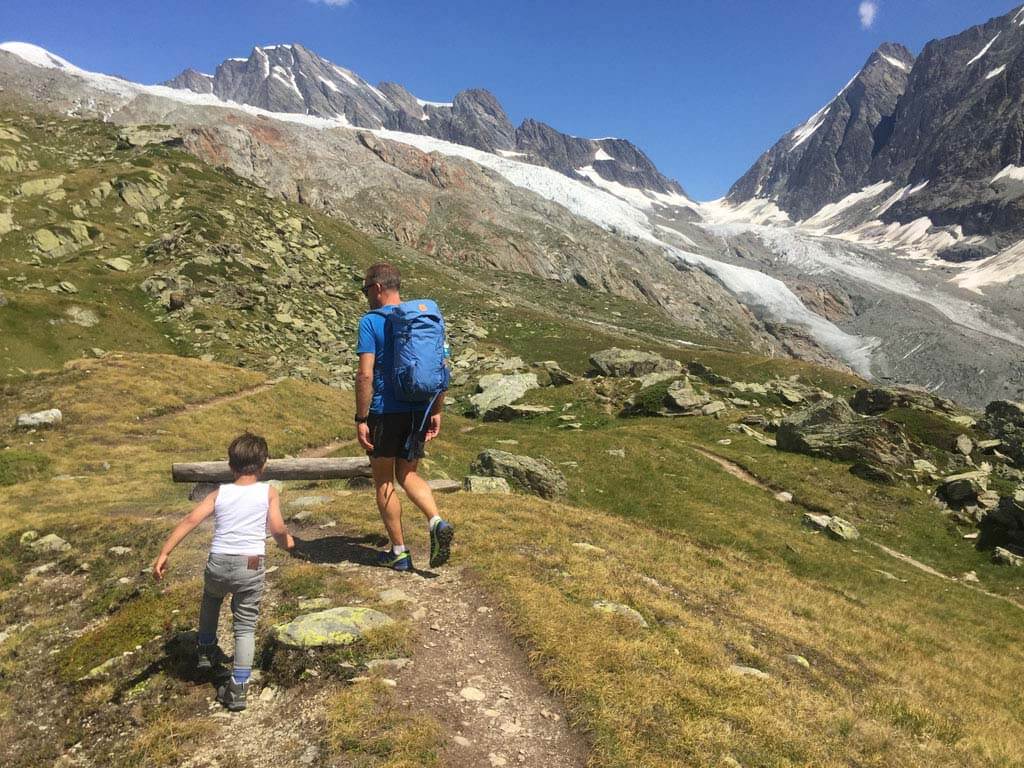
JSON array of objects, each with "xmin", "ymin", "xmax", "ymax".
[
  {"xmin": 351, "ymin": 555, "xmax": 589, "ymax": 768},
  {"xmin": 185, "ymin": 523, "xmax": 589, "ymax": 768}
]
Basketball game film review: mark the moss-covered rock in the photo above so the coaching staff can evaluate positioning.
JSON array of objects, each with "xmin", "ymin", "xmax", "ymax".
[{"xmin": 273, "ymin": 607, "xmax": 394, "ymax": 648}]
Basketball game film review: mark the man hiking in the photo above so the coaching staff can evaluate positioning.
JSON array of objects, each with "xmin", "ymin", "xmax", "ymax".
[{"xmin": 355, "ymin": 262, "xmax": 454, "ymax": 571}]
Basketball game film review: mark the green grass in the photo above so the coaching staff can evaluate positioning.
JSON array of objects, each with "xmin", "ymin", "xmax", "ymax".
[{"xmin": 0, "ymin": 449, "xmax": 50, "ymax": 486}]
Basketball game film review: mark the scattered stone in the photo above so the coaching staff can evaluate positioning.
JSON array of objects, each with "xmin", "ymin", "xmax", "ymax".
[
  {"xmin": 366, "ymin": 658, "xmax": 411, "ymax": 673},
  {"xmin": 460, "ymin": 686, "xmax": 486, "ymax": 702},
  {"xmin": 483, "ymin": 403, "xmax": 553, "ymax": 422},
  {"xmin": 785, "ymin": 654, "xmax": 810, "ymax": 669},
  {"xmin": 534, "ymin": 360, "xmax": 575, "ymax": 386},
  {"xmin": 589, "ymin": 347, "xmax": 682, "ymax": 378},
  {"xmin": 259, "ymin": 686, "xmax": 277, "ymax": 702},
  {"xmin": 378, "ymin": 588, "xmax": 413, "ymax": 606},
  {"xmin": 108, "ymin": 546, "xmax": 132, "ymax": 557},
  {"xmin": 79, "ymin": 655, "xmax": 121, "ymax": 682},
  {"xmin": 774, "ymin": 491, "xmax": 793, "ymax": 503},
  {"xmin": 463, "ymin": 475, "xmax": 512, "ymax": 494},
  {"xmin": 452, "ymin": 735, "xmax": 472, "ymax": 748},
  {"xmin": 955, "ymin": 434, "xmax": 974, "ymax": 456},
  {"xmin": 273, "ymin": 607, "xmax": 393, "ymax": 648},
  {"xmin": 979, "ymin": 401, "xmax": 1024, "ymax": 468},
  {"xmin": 962, "ymin": 571, "xmax": 980, "ymax": 583},
  {"xmin": 802, "ymin": 513, "xmax": 859, "ymax": 541},
  {"xmin": 27, "ymin": 562, "xmax": 57, "ymax": 578},
  {"xmin": 592, "ymin": 600, "xmax": 648, "ymax": 627},
  {"xmin": 19, "ymin": 531, "xmax": 39, "ymax": 546},
  {"xmin": 18, "ymin": 176, "xmax": 64, "ymax": 197},
  {"xmin": 103, "ymin": 257, "xmax": 133, "ymax": 272},
  {"xmin": 427, "ymin": 478, "xmax": 462, "ymax": 494},
  {"xmin": 470, "ymin": 450, "xmax": 568, "ymax": 499},
  {"xmin": 65, "ymin": 306, "xmax": 99, "ymax": 327},
  {"xmin": 16, "ymin": 408, "xmax": 62, "ymax": 429},
  {"xmin": 607, "ymin": 448, "xmax": 625, "ymax": 458},
  {"xmin": 488, "ymin": 754, "xmax": 508, "ymax": 767},
  {"xmin": 297, "ymin": 597, "xmax": 332, "ymax": 611},
  {"xmin": 287, "ymin": 495, "xmax": 330, "ymax": 509},
  {"xmin": 994, "ymin": 547, "xmax": 1024, "ymax": 567},
  {"xmin": 702, "ymin": 401, "xmax": 727, "ymax": 417},
  {"xmin": 778, "ymin": 388, "xmax": 804, "ymax": 406},
  {"xmin": 729, "ymin": 664, "xmax": 770, "ymax": 680}
]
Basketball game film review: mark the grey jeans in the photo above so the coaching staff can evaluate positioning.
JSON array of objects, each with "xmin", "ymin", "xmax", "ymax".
[{"xmin": 197, "ymin": 553, "xmax": 265, "ymax": 670}]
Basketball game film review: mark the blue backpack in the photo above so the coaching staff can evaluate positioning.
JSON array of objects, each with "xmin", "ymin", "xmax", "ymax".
[{"xmin": 374, "ymin": 299, "xmax": 450, "ymax": 408}]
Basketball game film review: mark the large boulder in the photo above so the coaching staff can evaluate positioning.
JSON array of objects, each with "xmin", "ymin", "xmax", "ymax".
[
  {"xmin": 980, "ymin": 401, "xmax": 1024, "ymax": 467},
  {"xmin": 589, "ymin": 348, "xmax": 681, "ymax": 378},
  {"xmin": 273, "ymin": 607, "xmax": 393, "ymax": 648},
  {"xmin": 851, "ymin": 386, "xmax": 958, "ymax": 416},
  {"xmin": 777, "ymin": 400, "xmax": 915, "ymax": 479},
  {"xmin": 984, "ymin": 490, "xmax": 1024, "ymax": 547},
  {"xmin": 470, "ymin": 449, "xmax": 568, "ymax": 499},
  {"xmin": 468, "ymin": 373, "xmax": 539, "ymax": 418}
]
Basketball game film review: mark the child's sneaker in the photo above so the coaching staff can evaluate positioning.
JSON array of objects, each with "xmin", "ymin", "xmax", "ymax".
[
  {"xmin": 376, "ymin": 549, "xmax": 413, "ymax": 571},
  {"xmin": 196, "ymin": 644, "xmax": 218, "ymax": 671},
  {"xmin": 217, "ymin": 679, "xmax": 248, "ymax": 711},
  {"xmin": 429, "ymin": 520, "xmax": 455, "ymax": 568}
]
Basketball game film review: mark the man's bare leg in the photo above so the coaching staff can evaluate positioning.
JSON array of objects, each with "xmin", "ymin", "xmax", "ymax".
[
  {"xmin": 396, "ymin": 458, "xmax": 439, "ymax": 520},
  {"xmin": 372, "ymin": 457, "xmax": 404, "ymax": 547}
]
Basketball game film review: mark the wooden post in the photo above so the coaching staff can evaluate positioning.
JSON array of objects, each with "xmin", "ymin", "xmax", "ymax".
[{"xmin": 172, "ymin": 457, "xmax": 372, "ymax": 484}]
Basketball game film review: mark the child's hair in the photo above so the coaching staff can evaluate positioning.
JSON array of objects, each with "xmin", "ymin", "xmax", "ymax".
[{"xmin": 228, "ymin": 432, "xmax": 269, "ymax": 476}]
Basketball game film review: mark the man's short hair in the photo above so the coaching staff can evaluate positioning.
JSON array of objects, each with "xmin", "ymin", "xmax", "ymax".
[
  {"xmin": 365, "ymin": 262, "xmax": 401, "ymax": 291},
  {"xmin": 228, "ymin": 432, "xmax": 269, "ymax": 476}
]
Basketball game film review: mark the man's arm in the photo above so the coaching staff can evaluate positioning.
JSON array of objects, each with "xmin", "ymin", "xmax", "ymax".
[
  {"xmin": 355, "ymin": 352, "xmax": 375, "ymax": 451},
  {"xmin": 426, "ymin": 391, "xmax": 445, "ymax": 441},
  {"xmin": 152, "ymin": 490, "xmax": 217, "ymax": 580}
]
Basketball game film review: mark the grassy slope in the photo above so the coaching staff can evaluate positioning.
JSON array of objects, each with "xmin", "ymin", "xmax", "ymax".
[
  {"xmin": 1, "ymin": 111, "xmax": 1021, "ymax": 767},
  {"xmin": 1, "ymin": 355, "xmax": 1022, "ymax": 768}
]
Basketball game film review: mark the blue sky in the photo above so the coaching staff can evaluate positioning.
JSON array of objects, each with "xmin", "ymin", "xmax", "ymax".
[{"xmin": 1, "ymin": 0, "xmax": 1019, "ymax": 199}]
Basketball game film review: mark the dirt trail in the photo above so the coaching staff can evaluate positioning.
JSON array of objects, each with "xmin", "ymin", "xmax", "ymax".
[{"xmin": 186, "ymin": 524, "xmax": 589, "ymax": 768}]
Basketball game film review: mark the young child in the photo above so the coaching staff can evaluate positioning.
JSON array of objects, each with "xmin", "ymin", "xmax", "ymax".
[{"xmin": 153, "ymin": 432, "xmax": 294, "ymax": 711}]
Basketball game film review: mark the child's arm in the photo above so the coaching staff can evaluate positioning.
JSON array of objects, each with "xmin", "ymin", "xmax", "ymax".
[
  {"xmin": 266, "ymin": 486, "xmax": 295, "ymax": 551},
  {"xmin": 152, "ymin": 490, "xmax": 218, "ymax": 581}
]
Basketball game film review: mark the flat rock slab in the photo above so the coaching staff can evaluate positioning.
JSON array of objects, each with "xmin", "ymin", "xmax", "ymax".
[
  {"xmin": 16, "ymin": 408, "xmax": 62, "ymax": 428},
  {"xmin": 463, "ymin": 475, "xmax": 512, "ymax": 494},
  {"xmin": 428, "ymin": 478, "xmax": 463, "ymax": 494},
  {"xmin": 273, "ymin": 606, "xmax": 393, "ymax": 648},
  {"xmin": 592, "ymin": 600, "xmax": 648, "ymax": 627}
]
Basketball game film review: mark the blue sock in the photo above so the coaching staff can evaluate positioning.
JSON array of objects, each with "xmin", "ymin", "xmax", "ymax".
[
  {"xmin": 232, "ymin": 666, "xmax": 251, "ymax": 685},
  {"xmin": 197, "ymin": 633, "xmax": 216, "ymax": 646}
]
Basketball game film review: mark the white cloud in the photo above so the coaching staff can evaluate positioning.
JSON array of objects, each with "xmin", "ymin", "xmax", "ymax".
[{"xmin": 858, "ymin": 1, "xmax": 878, "ymax": 29}]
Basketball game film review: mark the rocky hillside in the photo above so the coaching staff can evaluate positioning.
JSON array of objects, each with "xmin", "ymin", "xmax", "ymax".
[{"xmin": 163, "ymin": 43, "xmax": 691, "ymax": 205}]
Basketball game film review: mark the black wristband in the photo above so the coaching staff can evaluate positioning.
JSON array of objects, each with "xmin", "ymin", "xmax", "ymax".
[{"xmin": 354, "ymin": 414, "xmax": 368, "ymax": 424}]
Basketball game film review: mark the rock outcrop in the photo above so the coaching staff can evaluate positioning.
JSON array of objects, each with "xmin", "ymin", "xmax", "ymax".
[{"xmin": 470, "ymin": 449, "xmax": 568, "ymax": 499}]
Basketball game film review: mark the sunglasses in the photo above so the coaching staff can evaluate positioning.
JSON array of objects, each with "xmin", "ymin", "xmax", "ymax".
[{"xmin": 361, "ymin": 282, "xmax": 377, "ymax": 297}]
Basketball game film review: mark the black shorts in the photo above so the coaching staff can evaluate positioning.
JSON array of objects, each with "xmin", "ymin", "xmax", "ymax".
[{"xmin": 367, "ymin": 411, "xmax": 428, "ymax": 460}]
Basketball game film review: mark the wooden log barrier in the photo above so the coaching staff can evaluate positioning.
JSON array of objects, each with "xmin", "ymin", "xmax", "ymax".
[{"xmin": 172, "ymin": 457, "xmax": 372, "ymax": 484}]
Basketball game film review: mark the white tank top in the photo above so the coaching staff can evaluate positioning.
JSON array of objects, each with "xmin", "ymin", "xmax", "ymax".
[{"xmin": 210, "ymin": 482, "xmax": 269, "ymax": 555}]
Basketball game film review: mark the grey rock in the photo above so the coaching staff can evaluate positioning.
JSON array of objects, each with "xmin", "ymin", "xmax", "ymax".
[
  {"xmin": 802, "ymin": 513, "xmax": 860, "ymax": 541},
  {"xmin": 469, "ymin": 450, "xmax": 567, "ymax": 499},
  {"xmin": 463, "ymin": 475, "xmax": 511, "ymax": 494},
  {"xmin": 955, "ymin": 434, "xmax": 974, "ymax": 456},
  {"xmin": 729, "ymin": 664, "xmax": 770, "ymax": 680},
  {"xmin": 979, "ymin": 401, "xmax": 1024, "ymax": 468},
  {"xmin": 117, "ymin": 125, "xmax": 184, "ymax": 148},
  {"xmin": 16, "ymin": 408, "xmax": 62, "ymax": 428},
  {"xmin": 592, "ymin": 600, "xmax": 648, "ymax": 627},
  {"xmin": 993, "ymin": 547, "xmax": 1024, "ymax": 567},
  {"xmin": 468, "ymin": 373, "xmax": 539, "ymax": 418},
  {"xmin": 272, "ymin": 606, "xmax": 393, "ymax": 648},
  {"xmin": 482, "ymin": 403, "xmax": 553, "ymax": 422},
  {"xmin": 29, "ymin": 533, "xmax": 71, "ymax": 554},
  {"xmin": 589, "ymin": 348, "xmax": 682, "ymax": 378}
]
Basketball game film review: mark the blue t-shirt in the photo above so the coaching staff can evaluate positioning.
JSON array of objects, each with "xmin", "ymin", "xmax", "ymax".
[{"xmin": 356, "ymin": 307, "xmax": 419, "ymax": 415}]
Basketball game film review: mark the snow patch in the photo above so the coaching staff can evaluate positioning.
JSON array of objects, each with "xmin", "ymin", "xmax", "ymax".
[
  {"xmin": 593, "ymin": 147, "xmax": 614, "ymax": 161},
  {"xmin": 0, "ymin": 41, "xmax": 78, "ymax": 70},
  {"xmin": 319, "ymin": 76, "xmax": 339, "ymax": 92},
  {"xmin": 700, "ymin": 197, "xmax": 792, "ymax": 226},
  {"xmin": 416, "ymin": 98, "xmax": 453, "ymax": 108},
  {"xmin": 952, "ymin": 239, "xmax": 1024, "ymax": 291},
  {"xmin": 790, "ymin": 104, "xmax": 830, "ymax": 150},
  {"xmin": 967, "ymin": 33, "xmax": 1000, "ymax": 66},
  {"xmin": 880, "ymin": 54, "xmax": 908, "ymax": 71},
  {"xmin": 496, "ymin": 149, "xmax": 528, "ymax": 158},
  {"xmin": 576, "ymin": 165, "xmax": 697, "ymax": 211},
  {"xmin": 801, "ymin": 182, "xmax": 893, "ymax": 230},
  {"xmin": 993, "ymin": 164, "xmax": 1024, "ymax": 184},
  {"xmin": 985, "ymin": 64, "xmax": 1007, "ymax": 79}
]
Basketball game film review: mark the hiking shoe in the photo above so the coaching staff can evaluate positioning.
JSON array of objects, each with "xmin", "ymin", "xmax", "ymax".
[
  {"xmin": 217, "ymin": 679, "xmax": 248, "ymax": 712},
  {"xmin": 429, "ymin": 520, "xmax": 455, "ymax": 568},
  {"xmin": 376, "ymin": 549, "xmax": 413, "ymax": 572},
  {"xmin": 196, "ymin": 644, "xmax": 218, "ymax": 671}
]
